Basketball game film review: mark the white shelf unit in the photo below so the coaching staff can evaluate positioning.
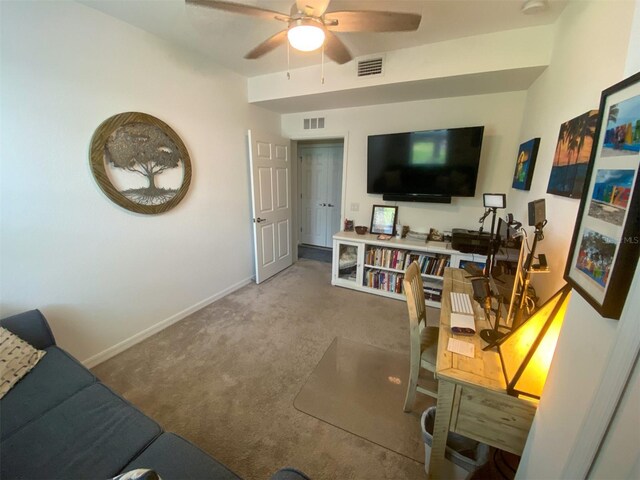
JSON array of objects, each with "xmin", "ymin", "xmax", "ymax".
[{"xmin": 332, "ymin": 231, "xmax": 487, "ymax": 308}]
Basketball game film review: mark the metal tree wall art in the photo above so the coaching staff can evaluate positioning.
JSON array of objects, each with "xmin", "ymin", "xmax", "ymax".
[{"xmin": 90, "ymin": 112, "xmax": 191, "ymax": 214}]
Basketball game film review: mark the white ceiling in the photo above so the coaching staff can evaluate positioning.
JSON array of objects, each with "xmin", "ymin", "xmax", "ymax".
[{"xmin": 80, "ymin": 0, "xmax": 568, "ymax": 78}]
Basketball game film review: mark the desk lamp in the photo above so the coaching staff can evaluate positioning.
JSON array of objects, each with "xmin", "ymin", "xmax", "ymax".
[{"xmin": 494, "ymin": 284, "xmax": 571, "ymax": 400}]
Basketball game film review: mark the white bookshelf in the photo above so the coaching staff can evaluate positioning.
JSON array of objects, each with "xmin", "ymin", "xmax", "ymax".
[{"xmin": 332, "ymin": 231, "xmax": 487, "ymax": 308}]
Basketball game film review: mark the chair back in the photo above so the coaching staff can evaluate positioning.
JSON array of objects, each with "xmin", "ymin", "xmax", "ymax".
[{"xmin": 404, "ymin": 261, "xmax": 427, "ymax": 351}]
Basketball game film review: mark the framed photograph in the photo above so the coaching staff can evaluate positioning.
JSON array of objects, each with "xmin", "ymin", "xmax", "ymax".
[
  {"xmin": 370, "ymin": 205, "xmax": 398, "ymax": 236},
  {"xmin": 547, "ymin": 110, "xmax": 599, "ymax": 198},
  {"xmin": 565, "ymin": 72, "xmax": 640, "ymax": 319},
  {"xmin": 512, "ymin": 138, "xmax": 540, "ymax": 190}
]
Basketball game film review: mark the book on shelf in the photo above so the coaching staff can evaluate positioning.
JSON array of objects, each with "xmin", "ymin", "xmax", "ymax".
[
  {"xmin": 424, "ymin": 290, "xmax": 442, "ymax": 302},
  {"xmin": 365, "ymin": 247, "xmax": 407, "ymax": 270},
  {"xmin": 403, "ymin": 251, "xmax": 451, "ymax": 276},
  {"xmin": 363, "ymin": 268, "xmax": 404, "ymax": 294}
]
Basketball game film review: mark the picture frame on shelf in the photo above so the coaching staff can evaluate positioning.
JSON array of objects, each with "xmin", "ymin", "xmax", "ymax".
[
  {"xmin": 512, "ymin": 138, "xmax": 540, "ymax": 191},
  {"xmin": 564, "ymin": 72, "xmax": 640, "ymax": 319},
  {"xmin": 370, "ymin": 205, "xmax": 398, "ymax": 236}
]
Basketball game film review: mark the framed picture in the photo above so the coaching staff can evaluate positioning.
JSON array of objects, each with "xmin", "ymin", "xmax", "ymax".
[
  {"xmin": 564, "ymin": 72, "xmax": 640, "ymax": 319},
  {"xmin": 512, "ymin": 138, "xmax": 540, "ymax": 190},
  {"xmin": 547, "ymin": 110, "xmax": 599, "ymax": 198},
  {"xmin": 370, "ymin": 205, "xmax": 398, "ymax": 236},
  {"xmin": 90, "ymin": 112, "xmax": 192, "ymax": 215}
]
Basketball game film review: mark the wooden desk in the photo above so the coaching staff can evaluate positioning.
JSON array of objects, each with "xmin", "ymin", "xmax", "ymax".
[{"xmin": 429, "ymin": 268, "xmax": 537, "ymax": 478}]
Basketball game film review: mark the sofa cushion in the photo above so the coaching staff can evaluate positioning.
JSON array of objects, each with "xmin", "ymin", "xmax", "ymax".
[
  {"xmin": 123, "ymin": 433, "xmax": 241, "ymax": 480},
  {"xmin": 0, "ymin": 382, "xmax": 162, "ymax": 479},
  {"xmin": 0, "ymin": 346, "xmax": 97, "ymax": 440},
  {"xmin": 0, "ymin": 309, "xmax": 56, "ymax": 350},
  {"xmin": 0, "ymin": 327, "xmax": 46, "ymax": 399}
]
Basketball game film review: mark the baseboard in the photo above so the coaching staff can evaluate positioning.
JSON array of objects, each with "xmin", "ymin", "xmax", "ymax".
[{"xmin": 82, "ymin": 276, "xmax": 254, "ymax": 368}]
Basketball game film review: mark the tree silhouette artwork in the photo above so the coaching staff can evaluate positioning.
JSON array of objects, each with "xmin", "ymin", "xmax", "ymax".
[{"xmin": 105, "ymin": 122, "xmax": 183, "ymax": 205}]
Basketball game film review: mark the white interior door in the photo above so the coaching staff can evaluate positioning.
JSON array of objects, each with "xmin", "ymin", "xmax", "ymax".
[
  {"xmin": 326, "ymin": 146, "xmax": 343, "ymax": 245},
  {"xmin": 299, "ymin": 143, "xmax": 343, "ymax": 248},
  {"xmin": 248, "ymin": 130, "xmax": 292, "ymax": 284},
  {"xmin": 300, "ymin": 148, "xmax": 328, "ymax": 246}
]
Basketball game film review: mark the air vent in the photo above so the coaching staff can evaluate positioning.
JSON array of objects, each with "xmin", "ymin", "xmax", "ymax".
[
  {"xmin": 357, "ymin": 57, "xmax": 383, "ymax": 77},
  {"xmin": 303, "ymin": 117, "xmax": 325, "ymax": 130}
]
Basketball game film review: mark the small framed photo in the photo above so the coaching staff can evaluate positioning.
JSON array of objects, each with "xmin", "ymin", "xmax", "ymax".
[
  {"xmin": 564, "ymin": 72, "xmax": 640, "ymax": 319},
  {"xmin": 512, "ymin": 138, "xmax": 540, "ymax": 191},
  {"xmin": 370, "ymin": 205, "xmax": 398, "ymax": 236}
]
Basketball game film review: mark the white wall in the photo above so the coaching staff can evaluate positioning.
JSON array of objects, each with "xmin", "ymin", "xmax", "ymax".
[
  {"xmin": 507, "ymin": 0, "xmax": 636, "ymax": 302},
  {"xmin": 281, "ymin": 91, "xmax": 527, "ymax": 234},
  {"xmin": 0, "ymin": 1, "xmax": 280, "ymax": 365},
  {"xmin": 588, "ymin": 354, "xmax": 640, "ymax": 479},
  {"xmin": 513, "ymin": 1, "xmax": 638, "ymax": 478},
  {"xmin": 249, "ymin": 25, "xmax": 553, "ymax": 104}
]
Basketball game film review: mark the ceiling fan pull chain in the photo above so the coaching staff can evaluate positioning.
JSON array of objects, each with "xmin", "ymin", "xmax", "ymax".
[
  {"xmin": 287, "ymin": 42, "xmax": 291, "ymax": 80},
  {"xmin": 321, "ymin": 43, "xmax": 325, "ymax": 85}
]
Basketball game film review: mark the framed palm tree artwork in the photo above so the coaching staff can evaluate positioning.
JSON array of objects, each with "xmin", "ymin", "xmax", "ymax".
[{"xmin": 547, "ymin": 110, "xmax": 599, "ymax": 198}]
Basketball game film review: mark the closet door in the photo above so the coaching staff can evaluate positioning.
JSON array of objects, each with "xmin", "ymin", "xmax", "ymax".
[
  {"xmin": 299, "ymin": 144, "xmax": 343, "ymax": 248},
  {"xmin": 300, "ymin": 146, "xmax": 328, "ymax": 246}
]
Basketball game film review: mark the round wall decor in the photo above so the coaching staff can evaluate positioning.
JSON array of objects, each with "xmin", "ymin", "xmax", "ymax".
[{"xmin": 90, "ymin": 112, "xmax": 192, "ymax": 215}]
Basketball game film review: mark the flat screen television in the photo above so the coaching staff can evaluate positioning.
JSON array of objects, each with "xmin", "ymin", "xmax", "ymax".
[{"xmin": 367, "ymin": 126, "xmax": 485, "ymax": 201}]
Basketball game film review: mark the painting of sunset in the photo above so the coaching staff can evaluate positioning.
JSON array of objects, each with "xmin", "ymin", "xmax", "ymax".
[{"xmin": 547, "ymin": 110, "xmax": 599, "ymax": 198}]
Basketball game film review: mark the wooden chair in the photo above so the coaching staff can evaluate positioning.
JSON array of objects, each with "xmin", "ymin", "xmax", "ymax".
[{"xmin": 403, "ymin": 261, "xmax": 439, "ymax": 412}]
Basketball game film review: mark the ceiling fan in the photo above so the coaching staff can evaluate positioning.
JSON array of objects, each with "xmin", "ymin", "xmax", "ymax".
[{"xmin": 186, "ymin": 0, "xmax": 422, "ymax": 64}]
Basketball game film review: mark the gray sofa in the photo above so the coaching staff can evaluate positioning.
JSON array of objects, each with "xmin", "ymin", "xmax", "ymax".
[{"xmin": 1, "ymin": 310, "xmax": 308, "ymax": 480}]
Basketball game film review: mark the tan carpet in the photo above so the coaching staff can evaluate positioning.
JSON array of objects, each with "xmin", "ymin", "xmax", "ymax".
[{"xmin": 92, "ymin": 259, "xmax": 435, "ymax": 480}]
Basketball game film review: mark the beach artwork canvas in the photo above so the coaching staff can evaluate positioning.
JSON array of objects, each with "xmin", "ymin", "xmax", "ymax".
[
  {"xmin": 512, "ymin": 138, "xmax": 540, "ymax": 190},
  {"xmin": 600, "ymin": 94, "xmax": 640, "ymax": 157},
  {"xmin": 575, "ymin": 229, "xmax": 616, "ymax": 289},
  {"xmin": 547, "ymin": 110, "xmax": 599, "ymax": 198},
  {"xmin": 588, "ymin": 169, "xmax": 636, "ymax": 226}
]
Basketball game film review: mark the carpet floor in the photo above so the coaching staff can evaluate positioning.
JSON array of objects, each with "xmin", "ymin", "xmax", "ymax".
[{"xmin": 92, "ymin": 259, "xmax": 434, "ymax": 480}]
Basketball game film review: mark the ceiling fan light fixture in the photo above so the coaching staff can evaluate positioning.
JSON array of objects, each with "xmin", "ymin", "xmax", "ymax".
[
  {"xmin": 521, "ymin": 0, "xmax": 548, "ymax": 15},
  {"xmin": 287, "ymin": 20, "xmax": 325, "ymax": 52}
]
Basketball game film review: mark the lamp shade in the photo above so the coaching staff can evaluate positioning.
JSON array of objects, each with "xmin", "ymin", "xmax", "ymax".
[
  {"xmin": 287, "ymin": 24, "xmax": 325, "ymax": 52},
  {"xmin": 497, "ymin": 284, "xmax": 571, "ymax": 399}
]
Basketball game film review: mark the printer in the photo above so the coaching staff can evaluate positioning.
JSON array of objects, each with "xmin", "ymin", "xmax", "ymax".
[{"xmin": 451, "ymin": 229, "xmax": 491, "ymax": 254}]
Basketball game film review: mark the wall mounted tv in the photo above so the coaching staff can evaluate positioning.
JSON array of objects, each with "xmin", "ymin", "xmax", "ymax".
[{"xmin": 367, "ymin": 126, "xmax": 485, "ymax": 203}]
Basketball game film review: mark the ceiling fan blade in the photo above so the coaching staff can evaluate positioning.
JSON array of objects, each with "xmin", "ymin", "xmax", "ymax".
[
  {"xmin": 244, "ymin": 30, "xmax": 289, "ymax": 59},
  {"xmin": 323, "ymin": 30, "xmax": 352, "ymax": 65},
  {"xmin": 324, "ymin": 10, "xmax": 421, "ymax": 32},
  {"xmin": 295, "ymin": 0, "xmax": 331, "ymax": 16},
  {"xmin": 186, "ymin": 0, "xmax": 289, "ymax": 22}
]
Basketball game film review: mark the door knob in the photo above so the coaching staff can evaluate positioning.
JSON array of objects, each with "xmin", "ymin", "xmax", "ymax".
[{"xmin": 254, "ymin": 217, "xmax": 266, "ymax": 223}]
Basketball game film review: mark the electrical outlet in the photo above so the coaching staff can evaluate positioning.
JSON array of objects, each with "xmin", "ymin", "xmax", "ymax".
[{"xmin": 350, "ymin": 202, "xmax": 359, "ymax": 212}]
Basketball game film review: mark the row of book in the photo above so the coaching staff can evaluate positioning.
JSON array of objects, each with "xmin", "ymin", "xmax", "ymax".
[
  {"xmin": 364, "ymin": 247, "xmax": 451, "ymax": 276},
  {"xmin": 364, "ymin": 247, "xmax": 408, "ymax": 270},
  {"xmin": 363, "ymin": 269, "xmax": 404, "ymax": 294},
  {"xmin": 405, "ymin": 252, "xmax": 451, "ymax": 277},
  {"xmin": 363, "ymin": 268, "xmax": 444, "ymax": 302},
  {"xmin": 364, "ymin": 247, "xmax": 451, "ymax": 275}
]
